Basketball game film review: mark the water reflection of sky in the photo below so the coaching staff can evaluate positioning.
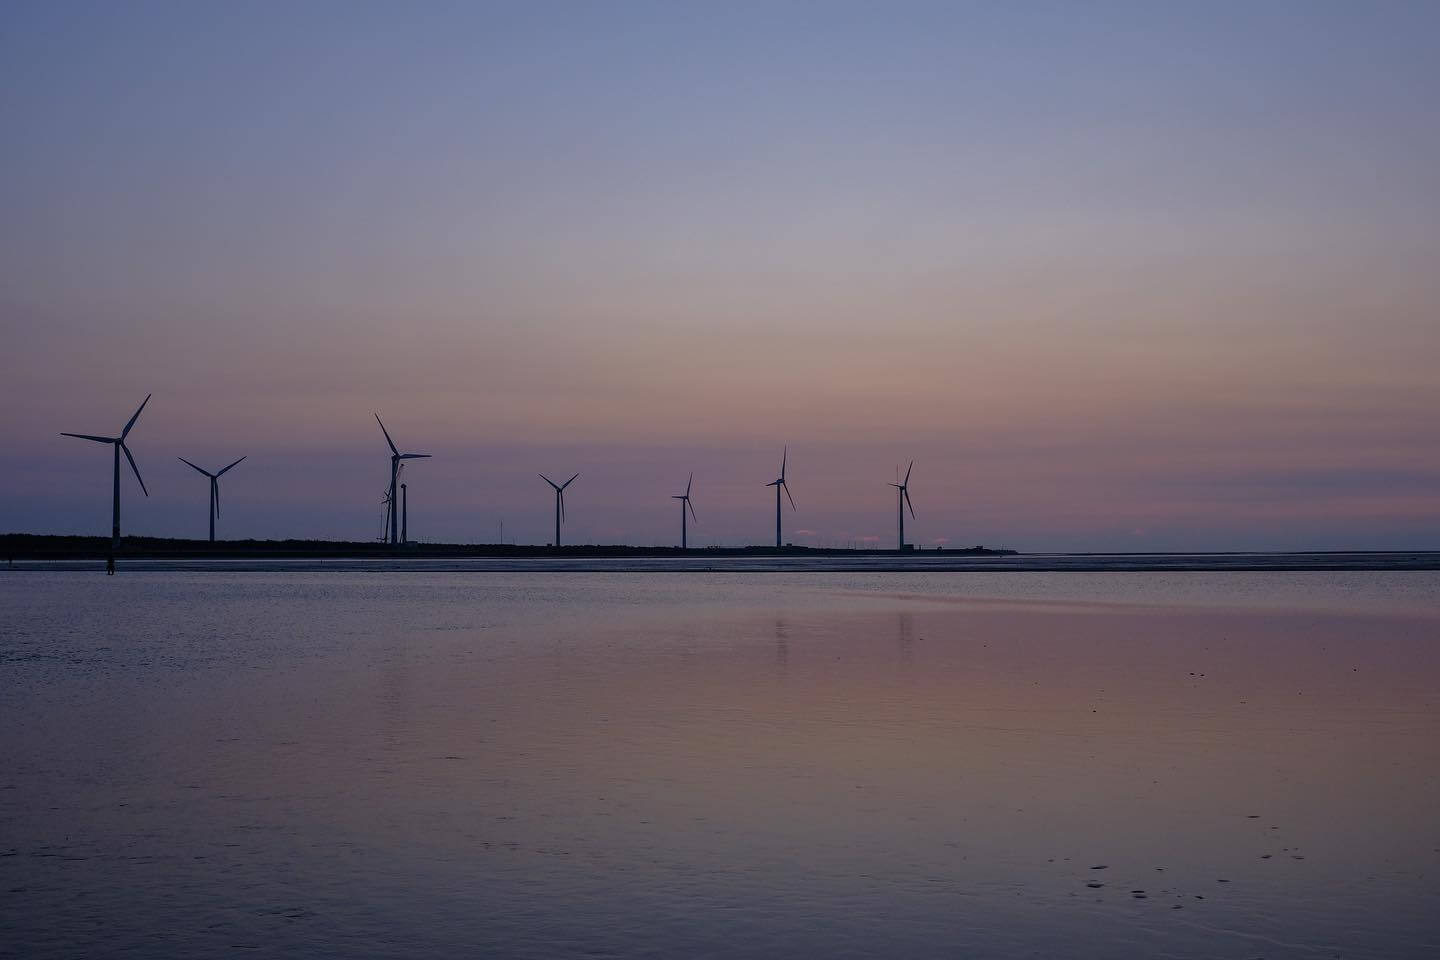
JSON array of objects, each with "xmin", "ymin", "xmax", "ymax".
[{"xmin": 2, "ymin": 572, "xmax": 1437, "ymax": 958}]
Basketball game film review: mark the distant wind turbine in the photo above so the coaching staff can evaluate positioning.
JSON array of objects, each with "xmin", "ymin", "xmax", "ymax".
[
  {"xmin": 890, "ymin": 460, "xmax": 915, "ymax": 550},
  {"xmin": 375, "ymin": 414, "xmax": 430, "ymax": 545},
  {"xmin": 672, "ymin": 473, "xmax": 697, "ymax": 548},
  {"xmin": 765, "ymin": 447, "xmax": 795, "ymax": 548},
  {"xmin": 61, "ymin": 394, "xmax": 151, "ymax": 562},
  {"xmin": 177, "ymin": 455, "xmax": 246, "ymax": 542},
  {"xmin": 539, "ymin": 473, "xmax": 579, "ymax": 547}
]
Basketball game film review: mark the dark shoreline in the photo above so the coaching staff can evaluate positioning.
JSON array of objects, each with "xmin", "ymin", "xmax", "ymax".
[
  {"xmin": 3, "ymin": 535, "xmax": 1438, "ymax": 573},
  {"xmin": 0, "ymin": 533, "xmax": 1014, "ymax": 561}
]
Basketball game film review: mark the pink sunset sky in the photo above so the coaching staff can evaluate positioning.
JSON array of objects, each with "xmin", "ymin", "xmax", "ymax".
[{"xmin": 2, "ymin": 3, "xmax": 1436, "ymax": 549}]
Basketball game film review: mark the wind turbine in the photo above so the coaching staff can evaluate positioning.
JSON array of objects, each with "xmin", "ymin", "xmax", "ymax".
[
  {"xmin": 61, "ymin": 394, "xmax": 151, "ymax": 561},
  {"xmin": 375, "ymin": 414, "xmax": 430, "ymax": 545},
  {"xmin": 672, "ymin": 472, "xmax": 697, "ymax": 548},
  {"xmin": 379, "ymin": 477, "xmax": 398, "ymax": 542},
  {"xmin": 539, "ymin": 472, "xmax": 579, "ymax": 547},
  {"xmin": 890, "ymin": 460, "xmax": 915, "ymax": 550},
  {"xmin": 765, "ymin": 447, "xmax": 795, "ymax": 548},
  {"xmin": 177, "ymin": 455, "xmax": 246, "ymax": 542}
]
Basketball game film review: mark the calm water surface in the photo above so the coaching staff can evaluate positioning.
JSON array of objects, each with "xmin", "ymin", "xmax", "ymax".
[{"xmin": 3, "ymin": 572, "xmax": 1438, "ymax": 958}]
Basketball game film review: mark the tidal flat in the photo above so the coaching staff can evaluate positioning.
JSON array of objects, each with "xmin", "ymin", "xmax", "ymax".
[{"xmin": 2, "ymin": 571, "xmax": 1437, "ymax": 959}]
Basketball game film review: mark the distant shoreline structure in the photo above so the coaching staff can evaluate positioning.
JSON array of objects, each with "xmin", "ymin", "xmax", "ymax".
[{"xmin": 0, "ymin": 534, "xmax": 1016, "ymax": 562}]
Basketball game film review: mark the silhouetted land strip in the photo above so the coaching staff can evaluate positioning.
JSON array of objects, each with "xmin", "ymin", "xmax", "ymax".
[
  {"xmin": 2, "ymin": 534, "xmax": 1013, "ymax": 561},
  {"xmin": 4, "ymin": 535, "xmax": 1439, "ymax": 573}
]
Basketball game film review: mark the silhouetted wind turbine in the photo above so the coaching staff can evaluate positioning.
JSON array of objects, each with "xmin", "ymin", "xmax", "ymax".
[
  {"xmin": 375, "ymin": 414, "xmax": 430, "ymax": 545},
  {"xmin": 177, "ymin": 455, "xmax": 246, "ymax": 542},
  {"xmin": 765, "ymin": 447, "xmax": 795, "ymax": 548},
  {"xmin": 539, "ymin": 472, "xmax": 579, "ymax": 547},
  {"xmin": 890, "ymin": 460, "xmax": 915, "ymax": 550},
  {"xmin": 379, "ymin": 479, "xmax": 397, "ymax": 542},
  {"xmin": 672, "ymin": 472, "xmax": 697, "ymax": 548},
  {"xmin": 61, "ymin": 394, "xmax": 151, "ymax": 562}
]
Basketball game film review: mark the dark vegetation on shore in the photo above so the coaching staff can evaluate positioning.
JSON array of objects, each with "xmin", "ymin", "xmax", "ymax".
[{"xmin": 0, "ymin": 534, "xmax": 1018, "ymax": 561}]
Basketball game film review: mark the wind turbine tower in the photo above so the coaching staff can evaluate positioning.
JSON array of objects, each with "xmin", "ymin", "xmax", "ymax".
[
  {"xmin": 765, "ymin": 447, "xmax": 795, "ymax": 548},
  {"xmin": 61, "ymin": 394, "xmax": 152, "ymax": 567},
  {"xmin": 375, "ymin": 414, "xmax": 431, "ymax": 545},
  {"xmin": 890, "ymin": 460, "xmax": 915, "ymax": 551},
  {"xmin": 672, "ymin": 472, "xmax": 697, "ymax": 548},
  {"xmin": 177, "ymin": 455, "xmax": 246, "ymax": 542},
  {"xmin": 540, "ymin": 473, "xmax": 579, "ymax": 547}
]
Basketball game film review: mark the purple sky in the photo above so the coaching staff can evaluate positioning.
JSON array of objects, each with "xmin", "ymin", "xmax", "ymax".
[{"xmin": 2, "ymin": 2, "xmax": 1437, "ymax": 549}]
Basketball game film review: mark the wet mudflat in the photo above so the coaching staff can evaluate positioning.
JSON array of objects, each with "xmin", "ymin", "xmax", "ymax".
[{"xmin": 2, "ymin": 572, "xmax": 1438, "ymax": 958}]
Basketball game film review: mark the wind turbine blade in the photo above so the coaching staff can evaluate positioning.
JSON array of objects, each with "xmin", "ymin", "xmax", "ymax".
[
  {"xmin": 559, "ymin": 490, "xmax": 566, "ymax": 523},
  {"xmin": 178, "ymin": 456, "xmax": 213, "ymax": 478},
  {"xmin": 904, "ymin": 460, "xmax": 913, "ymax": 486},
  {"xmin": 61, "ymin": 433, "xmax": 116, "ymax": 444},
  {"xmin": 399, "ymin": 453, "xmax": 431, "ymax": 459},
  {"xmin": 904, "ymin": 487, "xmax": 915, "ymax": 519},
  {"xmin": 217, "ymin": 455, "xmax": 246, "ymax": 475},
  {"xmin": 686, "ymin": 472, "xmax": 693, "ymax": 497},
  {"xmin": 783, "ymin": 482, "xmax": 796, "ymax": 511},
  {"xmin": 780, "ymin": 446, "xmax": 787, "ymax": 480},
  {"xmin": 121, "ymin": 394, "xmax": 151, "ymax": 439},
  {"xmin": 688, "ymin": 498, "xmax": 697, "ymax": 522},
  {"xmin": 539, "ymin": 473, "xmax": 558, "ymax": 490},
  {"xmin": 121, "ymin": 442, "xmax": 148, "ymax": 496},
  {"xmin": 375, "ymin": 414, "xmax": 398, "ymax": 455},
  {"xmin": 213, "ymin": 477, "xmax": 221, "ymax": 516},
  {"xmin": 765, "ymin": 480, "xmax": 779, "ymax": 487},
  {"xmin": 562, "ymin": 473, "xmax": 579, "ymax": 489}
]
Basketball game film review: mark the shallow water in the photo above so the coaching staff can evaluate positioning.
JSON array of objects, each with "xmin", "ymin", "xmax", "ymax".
[{"xmin": 3, "ymin": 572, "xmax": 1438, "ymax": 958}]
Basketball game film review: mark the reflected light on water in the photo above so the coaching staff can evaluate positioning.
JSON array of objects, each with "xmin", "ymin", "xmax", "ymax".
[{"xmin": 2, "ymin": 572, "xmax": 1438, "ymax": 958}]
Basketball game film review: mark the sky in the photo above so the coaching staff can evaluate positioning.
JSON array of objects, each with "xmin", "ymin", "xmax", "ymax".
[{"xmin": 2, "ymin": 1, "xmax": 1437, "ymax": 550}]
